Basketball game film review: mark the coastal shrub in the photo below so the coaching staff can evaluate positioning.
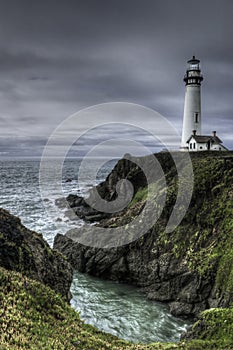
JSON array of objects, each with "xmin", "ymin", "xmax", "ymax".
[
  {"xmin": 0, "ymin": 266, "xmax": 232, "ymax": 349},
  {"xmin": 191, "ymin": 308, "xmax": 233, "ymax": 344}
]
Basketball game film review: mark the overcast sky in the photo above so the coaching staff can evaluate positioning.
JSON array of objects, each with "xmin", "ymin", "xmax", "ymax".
[{"xmin": 0, "ymin": 0, "xmax": 232, "ymax": 157}]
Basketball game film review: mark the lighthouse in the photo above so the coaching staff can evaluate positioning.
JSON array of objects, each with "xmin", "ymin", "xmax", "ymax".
[{"xmin": 181, "ymin": 56, "xmax": 203, "ymax": 150}]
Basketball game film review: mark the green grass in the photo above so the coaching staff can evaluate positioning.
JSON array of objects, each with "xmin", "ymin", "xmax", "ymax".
[
  {"xmin": 130, "ymin": 187, "xmax": 148, "ymax": 207},
  {"xmin": 0, "ymin": 266, "xmax": 233, "ymax": 349},
  {"xmin": 191, "ymin": 307, "xmax": 233, "ymax": 344}
]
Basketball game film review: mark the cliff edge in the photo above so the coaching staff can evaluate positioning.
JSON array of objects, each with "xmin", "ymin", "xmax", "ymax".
[
  {"xmin": 54, "ymin": 151, "xmax": 233, "ymax": 318},
  {"xmin": 0, "ymin": 208, "xmax": 73, "ymax": 301}
]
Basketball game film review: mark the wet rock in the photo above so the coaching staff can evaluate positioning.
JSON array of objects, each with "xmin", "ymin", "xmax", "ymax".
[
  {"xmin": 54, "ymin": 230, "xmax": 207, "ymax": 318},
  {"xmin": 169, "ymin": 302, "xmax": 193, "ymax": 317},
  {"xmin": 0, "ymin": 208, "xmax": 73, "ymax": 301},
  {"xmin": 66, "ymin": 194, "xmax": 86, "ymax": 207}
]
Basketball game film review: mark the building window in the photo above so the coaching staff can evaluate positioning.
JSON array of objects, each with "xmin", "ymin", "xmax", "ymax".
[
  {"xmin": 200, "ymin": 146, "xmax": 203, "ymax": 149},
  {"xmin": 193, "ymin": 143, "xmax": 196, "ymax": 149},
  {"xmin": 195, "ymin": 113, "xmax": 199, "ymax": 123},
  {"xmin": 190, "ymin": 143, "xmax": 192, "ymax": 149}
]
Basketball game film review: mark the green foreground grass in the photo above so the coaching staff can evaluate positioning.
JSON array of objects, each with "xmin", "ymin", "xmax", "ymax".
[{"xmin": 0, "ymin": 267, "xmax": 232, "ymax": 350}]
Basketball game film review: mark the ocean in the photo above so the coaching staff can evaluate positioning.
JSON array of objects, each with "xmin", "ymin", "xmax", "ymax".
[{"xmin": 0, "ymin": 157, "xmax": 190, "ymax": 343}]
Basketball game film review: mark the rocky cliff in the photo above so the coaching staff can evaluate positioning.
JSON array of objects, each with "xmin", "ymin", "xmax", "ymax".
[
  {"xmin": 54, "ymin": 151, "xmax": 233, "ymax": 318},
  {"xmin": 0, "ymin": 208, "xmax": 73, "ymax": 301}
]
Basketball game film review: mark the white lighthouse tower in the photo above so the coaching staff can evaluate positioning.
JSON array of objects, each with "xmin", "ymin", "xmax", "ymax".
[{"xmin": 181, "ymin": 56, "xmax": 203, "ymax": 150}]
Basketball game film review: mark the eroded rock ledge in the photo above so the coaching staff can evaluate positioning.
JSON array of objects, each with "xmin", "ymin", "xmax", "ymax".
[{"xmin": 0, "ymin": 208, "xmax": 73, "ymax": 301}]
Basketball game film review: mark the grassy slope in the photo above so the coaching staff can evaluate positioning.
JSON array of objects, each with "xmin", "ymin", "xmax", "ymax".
[{"xmin": 0, "ymin": 266, "xmax": 232, "ymax": 350}]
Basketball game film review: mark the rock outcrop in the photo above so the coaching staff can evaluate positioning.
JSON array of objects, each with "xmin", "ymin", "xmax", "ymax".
[
  {"xmin": 54, "ymin": 151, "xmax": 233, "ymax": 317},
  {"xmin": 58, "ymin": 155, "xmax": 149, "ymax": 223},
  {"xmin": 0, "ymin": 208, "xmax": 73, "ymax": 301}
]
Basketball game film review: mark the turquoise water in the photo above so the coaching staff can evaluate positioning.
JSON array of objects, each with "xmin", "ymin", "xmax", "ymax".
[{"xmin": 71, "ymin": 272, "xmax": 191, "ymax": 344}]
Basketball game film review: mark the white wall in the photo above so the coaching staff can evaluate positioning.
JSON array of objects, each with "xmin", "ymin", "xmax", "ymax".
[
  {"xmin": 197, "ymin": 143, "xmax": 208, "ymax": 151},
  {"xmin": 181, "ymin": 85, "xmax": 202, "ymax": 148},
  {"xmin": 188, "ymin": 138, "xmax": 198, "ymax": 151},
  {"xmin": 188, "ymin": 139, "xmax": 226, "ymax": 152},
  {"xmin": 210, "ymin": 144, "xmax": 226, "ymax": 151}
]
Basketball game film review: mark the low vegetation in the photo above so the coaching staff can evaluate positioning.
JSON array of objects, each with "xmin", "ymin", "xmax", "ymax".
[
  {"xmin": 0, "ymin": 266, "xmax": 232, "ymax": 349},
  {"xmin": 158, "ymin": 154, "xmax": 233, "ymax": 299}
]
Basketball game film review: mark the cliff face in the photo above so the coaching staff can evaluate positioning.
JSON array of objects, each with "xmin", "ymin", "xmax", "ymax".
[
  {"xmin": 0, "ymin": 208, "xmax": 73, "ymax": 301},
  {"xmin": 54, "ymin": 152, "xmax": 233, "ymax": 317}
]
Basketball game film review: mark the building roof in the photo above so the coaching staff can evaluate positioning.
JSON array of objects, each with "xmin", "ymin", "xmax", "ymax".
[
  {"xmin": 187, "ymin": 56, "xmax": 200, "ymax": 64},
  {"xmin": 187, "ymin": 135, "xmax": 223, "ymax": 144}
]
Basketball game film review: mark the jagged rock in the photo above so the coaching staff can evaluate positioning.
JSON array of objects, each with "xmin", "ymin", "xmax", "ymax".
[
  {"xmin": 0, "ymin": 208, "xmax": 73, "ymax": 301},
  {"xmin": 54, "ymin": 151, "xmax": 233, "ymax": 318},
  {"xmin": 54, "ymin": 229, "xmax": 217, "ymax": 318},
  {"xmin": 66, "ymin": 194, "xmax": 87, "ymax": 207}
]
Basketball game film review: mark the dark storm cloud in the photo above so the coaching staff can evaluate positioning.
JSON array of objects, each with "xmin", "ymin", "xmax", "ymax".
[{"xmin": 0, "ymin": 0, "xmax": 232, "ymax": 156}]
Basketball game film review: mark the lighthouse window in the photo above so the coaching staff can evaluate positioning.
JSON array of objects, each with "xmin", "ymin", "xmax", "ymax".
[{"xmin": 195, "ymin": 113, "xmax": 199, "ymax": 123}]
